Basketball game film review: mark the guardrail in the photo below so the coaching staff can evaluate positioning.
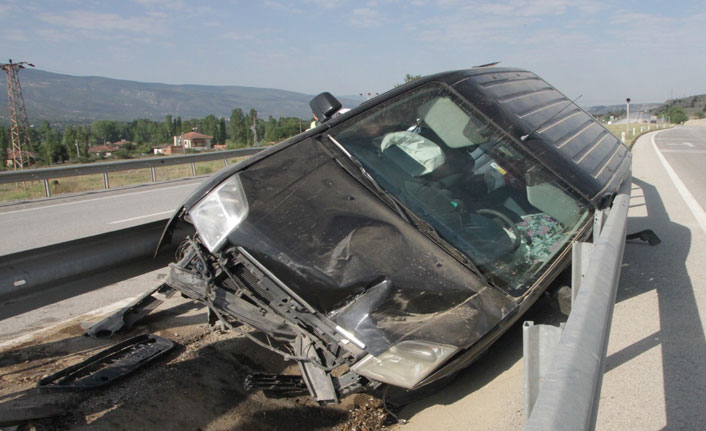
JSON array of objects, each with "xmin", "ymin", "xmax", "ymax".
[
  {"xmin": 523, "ymin": 176, "xmax": 631, "ymax": 430},
  {"xmin": 0, "ymin": 147, "xmax": 264, "ymax": 197},
  {"xmin": 0, "ymin": 220, "xmax": 192, "ymax": 303}
]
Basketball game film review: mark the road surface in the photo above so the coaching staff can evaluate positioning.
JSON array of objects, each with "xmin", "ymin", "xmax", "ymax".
[{"xmin": 0, "ymin": 178, "xmax": 202, "ymax": 255}]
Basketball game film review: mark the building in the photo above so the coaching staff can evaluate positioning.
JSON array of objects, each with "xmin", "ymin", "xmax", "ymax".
[
  {"xmin": 174, "ymin": 132, "xmax": 212, "ymax": 151},
  {"xmin": 87, "ymin": 144, "xmax": 116, "ymax": 157},
  {"xmin": 153, "ymin": 144, "xmax": 186, "ymax": 155}
]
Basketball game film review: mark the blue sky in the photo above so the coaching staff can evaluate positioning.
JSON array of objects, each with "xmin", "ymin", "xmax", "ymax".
[{"xmin": 1, "ymin": 0, "xmax": 705, "ymax": 106}]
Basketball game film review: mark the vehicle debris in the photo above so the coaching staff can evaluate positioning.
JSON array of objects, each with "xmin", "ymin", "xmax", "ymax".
[
  {"xmin": 626, "ymin": 229, "xmax": 661, "ymax": 246},
  {"xmin": 155, "ymin": 67, "xmax": 631, "ymax": 404},
  {"xmin": 37, "ymin": 334, "xmax": 174, "ymax": 392},
  {"xmin": 83, "ymin": 284, "xmax": 175, "ymax": 338}
]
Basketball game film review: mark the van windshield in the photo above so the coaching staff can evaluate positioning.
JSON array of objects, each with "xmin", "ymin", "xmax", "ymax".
[{"xmin": 331, "ymin": 83, "xmax": 591, "ymax": 295}]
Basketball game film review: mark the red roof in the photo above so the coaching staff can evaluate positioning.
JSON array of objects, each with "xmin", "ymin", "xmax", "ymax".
[
  {"xmin": 182, "ymin": 132, "xmax": 212, "ymax": 140},
  {"xmin": 88, "ymin": 144, "xmax": 116, "ymax": 153}
]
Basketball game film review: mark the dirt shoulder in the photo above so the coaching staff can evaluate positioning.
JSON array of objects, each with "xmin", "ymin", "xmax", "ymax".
[{"xmin": 0, "ymin": 296, "xmax": 388, "ymax": 431}]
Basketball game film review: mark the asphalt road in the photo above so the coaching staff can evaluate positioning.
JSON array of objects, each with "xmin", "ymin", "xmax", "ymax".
[{"xmin": 0, "ymin": 178, "xmax": 202, "ymax": 256}]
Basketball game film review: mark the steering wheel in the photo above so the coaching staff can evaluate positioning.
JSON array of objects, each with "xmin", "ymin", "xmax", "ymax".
[{"xmin": 475, "ymin": 209, "xmax": 522, "ymax": 252}]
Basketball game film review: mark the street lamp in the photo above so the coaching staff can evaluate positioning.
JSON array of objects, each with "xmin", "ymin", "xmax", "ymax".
[{"xmin": 626, "ymin": 98, "xmax": 631, "ymax": 137}]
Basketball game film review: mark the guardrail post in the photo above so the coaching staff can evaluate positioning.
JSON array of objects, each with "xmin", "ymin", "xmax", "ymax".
[
  {"xmin": 523, "ymin": 321, "xmax": 564, "ymax": 423},
  {"xmin": 191, "ymin": 162, "xmax": 196, "ymax": 177},
  {"xmin": 43, "ymin": 179, "xmax": 51, "ymax": 197},
  {"xmin": 151, "ymin": 167, "xmax": 157, "ymax": 182},
  {"xmin": 224, "ymin": 159, "xmax": 229, "ymax": 167},
  {"xmin": 103, "ymin": 172, "xmax": 110, "ymax": 189}
]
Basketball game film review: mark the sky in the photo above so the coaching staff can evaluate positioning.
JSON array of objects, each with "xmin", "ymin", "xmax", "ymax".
[{"xmin": 1, "ymin": 0, "xmax": 705, "ymax": 106}]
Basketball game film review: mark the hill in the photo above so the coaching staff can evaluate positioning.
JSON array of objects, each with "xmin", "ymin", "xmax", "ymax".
[
  {"xmin": 663, "ymin": 94, "xmax": 706, "ymax": 118},
  {"xmin": 0, "ymin": 69, "xmax": 362, "ymax": 123},
  {"xmin": 585, "ymin": 103, "xmax": 662, "ymax": 116}
]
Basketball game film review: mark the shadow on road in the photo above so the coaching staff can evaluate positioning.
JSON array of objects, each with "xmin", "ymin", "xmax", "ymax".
[{"xmin": 608, "ymin": 177, "xmax": 706, "ymax": 429}]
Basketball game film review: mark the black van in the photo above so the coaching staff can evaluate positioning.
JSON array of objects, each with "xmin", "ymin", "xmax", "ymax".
[{"xmin": 157, "ymin": 67, "xmax": 631, "ymax": 403}]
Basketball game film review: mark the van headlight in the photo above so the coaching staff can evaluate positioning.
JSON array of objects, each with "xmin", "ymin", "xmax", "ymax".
[
  {"xmin": 189, "ymin": 175, "xmax": 248, "ymax": 252},
  {"xmin": 351, "ymin": 340, "xmax": 458, "ymax": 389}
]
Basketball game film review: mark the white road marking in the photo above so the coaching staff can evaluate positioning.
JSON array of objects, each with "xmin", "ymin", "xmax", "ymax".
[
  {"xmin": 659, "ymin": 149, "xmax": 706, "ymax": 154},
  {"xmin": 666, "ymin": 142, "xmax": 695, "ymax": 147},
  {"xmin": 107, "ymin": 210, "xmax": 174, "ymax": 225},
  {"xmin": 652, "ymin": 132, "xmax": 706, "ymax": 235},
  {"xmin": 0, "ymin": 183, "xmax": 196, "ymax": 216}
]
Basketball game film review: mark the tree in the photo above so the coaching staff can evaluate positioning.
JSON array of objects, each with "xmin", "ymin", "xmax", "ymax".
[
  {"xmin": 164, "ymin": 114, "xmax": 175, "ymax": 138},
  {"xmin": 203, "ymin": 114, "xmax": 218, "ymax": 139},
  {"xmin": 61, "ymin": 124, "xmax": 78, "ymax": 160},
  {"xmin": 264, "ymin": 115, "xmax": 279, "ymax": 142},
  {"xmin": 38, "ymin": 121, "xmax": 67, "ymax": 164},
  {"xmin": 229, "ymin": 108, "xmax": 247, "ymax": 146},
  {"xmin": 0, "ymin": 127, "xmax": 9, "ymax": 170},
  {"xmin": 395, "ymin": 73, "xmax": 423, "ymax": 87},
  {"xmin": 91, "ymin": 120, "xmax": 120, "ymax": 144},
  {"xmin": 667, "ymin": 106, "xmax": 688, "ymax": 124},
  {"xmin": 217, "ymin": 117, "xmax": 227, "ymax": 146}
]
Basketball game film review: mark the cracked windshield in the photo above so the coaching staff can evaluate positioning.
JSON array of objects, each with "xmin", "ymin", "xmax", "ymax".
[{"xmin": 332, "ymin": 83, "xmax": 591, "ymax": 295}]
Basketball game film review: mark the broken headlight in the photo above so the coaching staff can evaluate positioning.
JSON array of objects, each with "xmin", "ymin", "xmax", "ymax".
[
  {"xmin": 351, "ymin": 340, "xmax": 458, "ymax": 389},
  {"xmin": 189, "ymin": 175, "xmax": 248, "ymax": 252}
]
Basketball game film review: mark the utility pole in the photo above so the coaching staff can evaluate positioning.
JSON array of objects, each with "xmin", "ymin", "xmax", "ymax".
[
  {"xmin": 251, "ymin": 111, "xmax": 258, "ymax": 146},
  {"xmin": 1, "ymin": 59, "xmax": 35, "ymax": 170},
  {"xmin": 625, "ymin": 97, "xmax": 631, "ymax": 137}
]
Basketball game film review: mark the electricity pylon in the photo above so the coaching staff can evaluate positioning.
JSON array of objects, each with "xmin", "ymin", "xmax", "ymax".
[{"xmin": 1, "ymin": 59, "xmax": 34, "ymax": 170}]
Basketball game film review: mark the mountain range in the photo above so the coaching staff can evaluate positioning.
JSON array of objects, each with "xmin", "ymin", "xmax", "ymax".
[
  {"xmin": 1, "ymin": 69, "xmax": 675, "ymax": 124},
  {"xmin": 0, "ymin": 69, "xmax": 362, "ymax": 124}
]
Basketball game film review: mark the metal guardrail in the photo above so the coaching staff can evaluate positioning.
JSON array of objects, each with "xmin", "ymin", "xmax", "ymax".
[
  {"xmin": 0, "ymin": 220, "xmax": 191, "ymax": 302},
  {"xmin": 0, "ymin": 147, "xmax": 264, "ymax": 197},
  {"xmin": 524, "ymin": 177, "xmax": 631, "ymax": 430}
]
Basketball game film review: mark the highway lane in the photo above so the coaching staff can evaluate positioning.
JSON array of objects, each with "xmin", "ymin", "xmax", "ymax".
[
  {"xmin": 0, "ymin": 178, "xmax": 203, "ymax": 255},
  {"xmin": 653, "ymin": 126, "xmax": 706, "ymax": 227}
]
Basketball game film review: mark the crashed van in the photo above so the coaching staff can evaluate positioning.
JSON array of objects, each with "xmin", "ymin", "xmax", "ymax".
[{"xmin": 156, "ymin": 68, "xmax": 631, "ymax": 403}]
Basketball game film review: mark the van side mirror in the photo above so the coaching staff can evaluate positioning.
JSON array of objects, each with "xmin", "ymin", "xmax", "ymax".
[{"xmin": 310, "ymin": 92, "xmax": 342, "ymax": 123}]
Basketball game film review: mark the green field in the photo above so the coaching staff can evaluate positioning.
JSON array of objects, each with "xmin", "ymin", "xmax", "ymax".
[{"xmin": 604, "ymin": 122, "xmax": 670, "ymax": 149}]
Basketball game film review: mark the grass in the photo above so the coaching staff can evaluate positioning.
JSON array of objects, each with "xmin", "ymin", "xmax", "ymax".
[
  {"xmin": 604, "ymin": 122, "xmax": 671, "ymax": 149},
  {"xmin": 0, "ymin": 156, "xmax": 249, "ymax": 203}
]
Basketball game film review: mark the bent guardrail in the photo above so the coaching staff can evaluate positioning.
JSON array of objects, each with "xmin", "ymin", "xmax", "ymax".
[
  {"xmin": 524, "ymin": 176, "xmax": 631, "ymax": 430},
  {"xmin": 0, "ymin": 220, "xmax": 192, "ymax": 302},
  {"xmin": 0, "ymin": 147, "xmax": 264, "ymax": 197}
]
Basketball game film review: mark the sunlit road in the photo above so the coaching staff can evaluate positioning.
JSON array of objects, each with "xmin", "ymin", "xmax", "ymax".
[{"xmin": 0, "ymin": 179, "xmax": 202, "ymax": 255}]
